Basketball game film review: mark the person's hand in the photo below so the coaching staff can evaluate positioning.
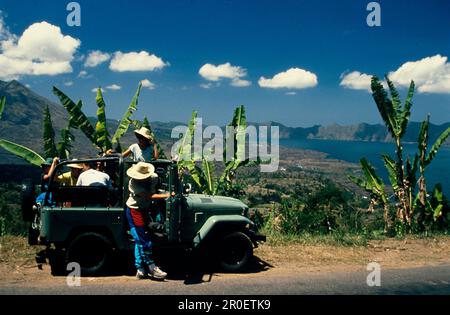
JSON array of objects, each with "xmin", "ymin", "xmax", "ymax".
[
  {"xmin": 53, "ymin": 157, "xmax": 59, "ymax": 164},
  {"xmin": 106, "ymin": 149, "xmax": 114, "ymax": 155}
]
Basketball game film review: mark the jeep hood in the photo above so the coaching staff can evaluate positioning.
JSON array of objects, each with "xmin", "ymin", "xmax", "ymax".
[{"xmin": 185, "ymin": 194, "xmax": 248, "ymax": 212}]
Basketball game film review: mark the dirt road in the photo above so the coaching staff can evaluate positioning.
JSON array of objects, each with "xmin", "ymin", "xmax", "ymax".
[{"xmin": 1, "ymin": 236, "xmax": 450, "ymax": 294}]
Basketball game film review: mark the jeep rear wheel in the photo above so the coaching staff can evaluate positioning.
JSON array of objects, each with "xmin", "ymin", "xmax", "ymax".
[
  {"xmin": 217, "ymin": 232, "xmax": 253, "ymax": 273},
  {"xmin": 66, "ymin": 232, "xmax": 113, "ymax": 276}
]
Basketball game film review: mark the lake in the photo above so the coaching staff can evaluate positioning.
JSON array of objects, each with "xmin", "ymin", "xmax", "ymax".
[{"xmin": 280, "ymin": 139, "xmax": 450, "ymax": 196}]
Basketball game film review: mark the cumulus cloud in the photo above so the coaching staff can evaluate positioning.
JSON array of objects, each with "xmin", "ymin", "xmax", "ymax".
[
  {"xmin": 84, "ymin": 50, "xmax": 110, "ymax": 67},
  {"xmin": 199, "ymin": 62, "xmax": 251, "ymax": 87},
  {"xmin": 340, "ymin": 71, "xmax": 373, "ymax": 91},
  {"xmin": 64, "ymin": 81, "xmax": 73, "ymax": 87},
  {"xmin": 343, "ymin": 55, "xmax": 450, "ymax": 94},
  {"xmin": 78, "ymin": 70, "xmax": 89, "ymax": 78},
  {"xmin": 285, "ymin": 91, "xmax": 297, "ymax": 96},
  {"xmin": 106, "ymin": 84, "xmax": 121, "ymax": 90},
  {"xmin": 200, "ymin": 83, "xmax": 213, "ymax": 89},
  {"xmin": 109, "ymin": 51, "xmax": 167, "ymax": 72},
  {"xmin": 0, "ymin": 19, "xmax": 80, "ymax": 80},
  {"xmin": 231, "ymin": 79, "xmax": 251, "ymax": 87},
  {"xmin": 258, "ymin": 68, "xmax": 318, "ymax": 89},
  {"xmin": 140, "ymin": 79, "xmax": 155, "ymax": 90},
  {"xmin": 389, "ymin": 55, "xmax": 450, "ymax": 94}
]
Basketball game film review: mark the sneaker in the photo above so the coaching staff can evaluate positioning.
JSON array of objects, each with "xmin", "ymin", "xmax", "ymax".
[
  {"xmin": 148, "ymin": 264, "xmax": 167, "ymax": 280},
  {"xmin": 136, "ymin": 268, "xmax": 148, "ymax": 279}
]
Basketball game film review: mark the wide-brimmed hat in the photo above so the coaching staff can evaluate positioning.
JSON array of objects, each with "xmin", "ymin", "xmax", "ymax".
[
  {"xmin": 134, "ymin": 127, "xmax": 153, "ymax": 141},
  {"xmin": 67, "ymin": 159, "xmax": 84, "ymax": 169},
  {"xmin": 41, "ymin": 158, "xmax": 54, "ymax": 167},
  {"xmin": 126, "ymin": 162, "xmax": 156, "ymax": 180}
]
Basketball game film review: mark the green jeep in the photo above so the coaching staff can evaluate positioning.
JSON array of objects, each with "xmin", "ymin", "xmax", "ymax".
[{"xmin": 22, "ymin": 156, "xmax": 265, "ymax": 276}]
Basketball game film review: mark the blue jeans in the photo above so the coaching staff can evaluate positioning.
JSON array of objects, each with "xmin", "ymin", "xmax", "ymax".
[{"xmin": 126, "ymin": 207, "xmax": 154, "ymax": 270}]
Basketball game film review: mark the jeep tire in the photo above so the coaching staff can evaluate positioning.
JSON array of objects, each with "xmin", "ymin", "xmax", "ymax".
[
  {"xmin": 217, "ymin": 231, "xmax": 253, "ymax": 273},
  {"xmin": 65, "ymin": 232, "xmax": 113, "ymax": 276}
]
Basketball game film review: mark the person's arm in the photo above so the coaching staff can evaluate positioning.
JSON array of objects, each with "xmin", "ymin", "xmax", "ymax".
[
  {"xmin": 152, "ymin": 141, "xmax": 159, "ymax": 160},
  {"xmin": 122, "ymin": 148, "xmax": 132, "ymax": 158},
  {"xmin": 151, "ymin": 192, "xmax": 170, "ymax": 199},
  {"xmin": 43, "ymin": 157, "xmax": 59, "ymax": 181}
]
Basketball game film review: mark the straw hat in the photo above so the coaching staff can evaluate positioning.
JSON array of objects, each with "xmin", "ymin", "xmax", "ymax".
[
  {"xmin": 126, "ymin": 162, "xmax": 156, "ymax": 180},
  {"xmin": 134, "ymin": 127, "xmax": 153, "ymax": 141},
  {"xmin": 67, "ymin": 159, "xmax": 84, "ymax": 169}
]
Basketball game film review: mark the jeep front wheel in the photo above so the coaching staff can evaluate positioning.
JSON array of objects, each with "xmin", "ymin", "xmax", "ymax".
[
  {"xmin": 217, "ymin": 231, "xmax": 253, "ymax": 273},
  {"xmin": 66, "ymin": 232, "xmax": 113, "ymax": 276}
]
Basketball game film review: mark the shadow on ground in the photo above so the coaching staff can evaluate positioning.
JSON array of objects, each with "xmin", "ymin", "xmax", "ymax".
[{"xmin": 45, "ymin": 247, "xmax": 273, "ymax": 285}]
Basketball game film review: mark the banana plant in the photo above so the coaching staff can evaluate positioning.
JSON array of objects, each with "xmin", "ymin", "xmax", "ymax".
[
  {"xmin": 43, "ymin": 105, "xmax": 58, "ymax": 158},
  {"xmin": 95, "ymin": 88, "xmax": 112, "ymax": 152},
  {"xmin": 177, "ymin": 106, "xmax": 262, "ymax": 196},
  {"xmin": 0, "ymin": 96, "xmax": 5, "ymax": 120},
  {"xmin": 350, "ymin": 158, "xmax": 391, "ymax": 232},
  {"xmin": 0, "ymin": 139, "xmax": 45, "ymax": 167},
  {"xmin": 53, "ymin": 87, "xmax": 97, "ymax": 145},
  {"xmin": 415, "ymin": 115, "xmax": 450, "ymax": 220},
  {"xmin": 371, "ymin": 76, "xmax": 415, "ymax": 225},
  {"xmin": 111, "ymin": 83, "xmax": 142, "ymax": 150}
]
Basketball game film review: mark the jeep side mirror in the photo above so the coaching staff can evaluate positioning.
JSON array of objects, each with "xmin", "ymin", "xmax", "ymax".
[{"xmin": 183, "ymin": 183, "xmax": 192, "ymax": 194}]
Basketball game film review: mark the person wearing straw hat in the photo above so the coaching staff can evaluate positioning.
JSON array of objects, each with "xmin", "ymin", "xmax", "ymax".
[
  {"xmin": 121, "ymin": 127, "xmax": 159, "ymax": 162},
  {"xmin": 126, "ymin": 162, "xmax": 169, "ymax": 280},
  {"xmin": 56, "ymin": 160, "xmax": 84, "ymax": 186}
]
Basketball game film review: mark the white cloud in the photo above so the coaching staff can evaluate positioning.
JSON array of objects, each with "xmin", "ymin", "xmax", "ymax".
[
  {"xmin": 258, "ymin": 67, "xmax": 318, "ymax": 89},
  {"xmin": 285, "ymin": 91, "xmax": 297, "ymax": 96},
  {"xmin": 78, "ymin": 70, "xmax": 89, "ymax": 78},
  {"xmin": 340, "ymin": 71, "xmax": 373, "ymax": 91},
  {"xmin": 106, "ymin": 84, "xmax": 121, "ymax": 90},
  {"xmin": 199, "ymin": 62, "xmax": 251, "ymax": 87},
  {"xmin": 84, "ymin": 50, "xmax": 110, "ymax": 67},
  {"xmin": 389, "ymin": 55, "xmax": 450, "ymax": 94},
  {"xmin": 0, "ymin": 20, "xmax": 80, "ymax": 80},
  {"xmin": 64, "ymin": 81, "xmax": 73, "ymax": 87},
  {"xmin": 200, "ymin": 83, "xmax": 213, "ymax": 89},
  {"xmin": 140, "ymin": 79, "xmax": 155, "ymax": 90},
  {"xmin": 109, "ymin": 51, "xmax": 167, "ymax": 72},
  {"xmin": 231, "ymin": 79, "xmax": 251, "ymax": 87}
]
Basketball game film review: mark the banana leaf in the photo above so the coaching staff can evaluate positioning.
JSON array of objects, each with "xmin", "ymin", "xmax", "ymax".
[
  {"xmin": 177, "ymin": 111, "xmax": 197, "ymax": 162},
  {"xmin": 399, "ymin": 81, "xmax": 415, "ymax": 138},
  {"xmin": 142, "ymin": 116, "xmax": 167, "ymax": 159},
  {"xmin": 0, "ymin": 139, "xmax": 45, "ymax": 167},
  {"xmin": 52, "ymin": 87, "xmax": 96, "ymax": 144},
  {"xmin": 371, "ymin": 76, "xmax": 397, "ymax": 138},
  {"xmin": 426, "ymin": 126, "xmax": 450, "ymax": 166},
  {"xmin": 95, "ymin": 88, "xmax": 112, "ymax": 152},
  {"xmin": 381, "ymin": 154, "xmax": 400, "ymax": 192},
  {"xmin": 0, "ymin": 96, "xmax": 5, "ymax": 120},
  {"xmin": 112, "ymin": 83, "xmax": 142, "ymax": 145},
  {"xmin": 43, "ymin": 105, "xmax": 58, "ymax": 158}
]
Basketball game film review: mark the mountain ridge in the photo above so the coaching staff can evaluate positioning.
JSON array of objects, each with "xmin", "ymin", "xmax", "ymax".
[{"xmin": 0, "ymin": 80, "xmax": 448, "ymax": 164}]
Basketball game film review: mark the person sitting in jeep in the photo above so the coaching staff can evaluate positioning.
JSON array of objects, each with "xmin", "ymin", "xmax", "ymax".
[
  {"xmin": 57, "ymin": 161, "xmax": 84, "ymax": 186},
  {"xmin": 126, "ymin": 162, "xmax": 169, "ymax": 280},
  {"xmin": 76, "ymin": 161, "xmax": 111, "ymax": 187}
]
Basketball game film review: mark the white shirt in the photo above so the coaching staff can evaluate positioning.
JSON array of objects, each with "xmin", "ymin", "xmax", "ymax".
[
  {"xmin": 128, "ymin": 143, "xmax": 154, "ymax": 162},
  {"xmin": 76, "ymin": 169, "xmax": 111, "ymax": 187}
]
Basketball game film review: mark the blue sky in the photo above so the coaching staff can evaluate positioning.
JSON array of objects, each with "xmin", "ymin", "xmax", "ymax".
[{"xmin": 0, "ymin": 0, "xmax": 449, "ymax": 126}]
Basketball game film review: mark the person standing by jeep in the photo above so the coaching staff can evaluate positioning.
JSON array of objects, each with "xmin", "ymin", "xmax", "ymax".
[{"xmin": 126, "ymin": 162, "xmax": 168, "ymax": 280}]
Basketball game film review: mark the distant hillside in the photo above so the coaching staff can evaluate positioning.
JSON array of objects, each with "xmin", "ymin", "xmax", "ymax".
[
  {"xmin": 0, "ymin": 80, "xmax": 448, "ymax": 165},
  {"xmin": 0, "ymin": 80, "xmax": 174, "ymax": 164}
]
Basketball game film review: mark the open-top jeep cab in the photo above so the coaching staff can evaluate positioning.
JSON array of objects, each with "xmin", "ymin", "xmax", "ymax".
[{"xmin": 24, "ymin": 156, "xmax": 265, "ymax": 276}]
